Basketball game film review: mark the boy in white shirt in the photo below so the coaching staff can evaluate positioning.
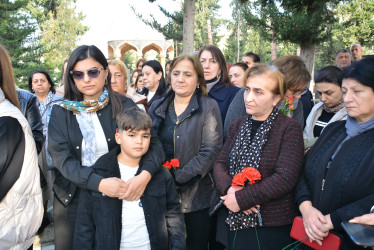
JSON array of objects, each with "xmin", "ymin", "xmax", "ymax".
[{"xmin": 74, "ymin": 107, "xmax": 186, "ymax": 250}]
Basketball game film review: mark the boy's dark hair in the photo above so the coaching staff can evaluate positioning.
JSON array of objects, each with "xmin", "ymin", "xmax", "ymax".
[{"xmin": 116, "ymin": 107, "xmax": 153, "ymax": 132}]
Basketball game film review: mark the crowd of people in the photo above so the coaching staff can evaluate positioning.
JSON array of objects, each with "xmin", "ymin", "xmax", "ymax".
[{"xmin": 0, "ymin": 41, "xmax": 373, "ymax": 250}]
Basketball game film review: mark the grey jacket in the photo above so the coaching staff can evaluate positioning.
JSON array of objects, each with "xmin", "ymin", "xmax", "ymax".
[{"xmin": 149, "ymin": 91, "xmax": 223, "ymax": 213}]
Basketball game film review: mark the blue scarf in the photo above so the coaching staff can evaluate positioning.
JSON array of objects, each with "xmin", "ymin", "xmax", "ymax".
[
  {"xmin": 346, "ymin": 115, "xmax": 374, "ymax": 138},
  {"xmin": 330, "ymin": 115, "xmax": 374, "ymax": 162},
  {"xmin": 57, "ymin": 89, "xmax": 109, "ymax": 167}
]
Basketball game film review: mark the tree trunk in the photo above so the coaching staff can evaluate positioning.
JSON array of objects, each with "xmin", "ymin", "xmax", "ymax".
[
  {"xmin": 183, "ymin": 0, "xmax": 195, "ymax": 54},
  {"xmin": 299, "ymin": 43, "xmax": 316, "ymax": 78},
  {"xmin": 237, "ymin": 11, "xmax": 241, "ymax": 62},
  {"xmin": 271, "ymin": 31, "xmax": 277, "ymax": 61},
  {"xmin": 207, "ymin": 19, "xmax": 213, "ymax": 45}
]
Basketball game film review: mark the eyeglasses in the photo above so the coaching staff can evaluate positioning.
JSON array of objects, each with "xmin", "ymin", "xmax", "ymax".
[{"xmin": 70, "ymin": 67, "xmax": 104, "ymax": 80}]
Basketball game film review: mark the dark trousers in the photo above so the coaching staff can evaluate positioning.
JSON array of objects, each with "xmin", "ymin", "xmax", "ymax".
[
  {"xmin": 227, "ymin": 224, "xmax": 293, "ymax": 250},
  {"xmin": 185, "ymin": 208, "xmax": 210, "ymax": 250},
  {"xmin": 53, "ymin": 189, "xmax": 80, "ymax": 250}
]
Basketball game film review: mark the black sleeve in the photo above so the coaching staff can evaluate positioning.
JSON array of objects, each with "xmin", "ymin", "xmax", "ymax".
[
  {"xmin": 25, "ymin": 95, "xmax": 44, "ymax": 154},
  {"xmin": 0, "ymin": 117, "xmax": 25, "ymax": 201},
  {"xmin": 165, "ymin": 171, "xmax": 186, "ymax": 249}
]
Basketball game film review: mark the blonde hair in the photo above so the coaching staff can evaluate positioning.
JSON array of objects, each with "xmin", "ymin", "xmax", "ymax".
[
  {"xmin": 108, "ymin": 59, "xmax": 128, "ymax": 82},
  {"xmin": 0, "ymin": 44, "xmax": 20, "ymax": 110},
  {"xmin": 244, "ymin": 63, "xmax": 285, "ymax": 100}
]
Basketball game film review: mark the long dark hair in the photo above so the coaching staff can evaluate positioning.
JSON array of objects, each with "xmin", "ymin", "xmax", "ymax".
[
  {"xmin": 28, "ymin": 69, "xmax": 56, "ymax": 94},
  {"xmin": 64, "ymin": 45, "xmax": 122, "ymax": 118},
  {"xmin": 141, "ymin": 60, "xmax": 168, "ymax": 97},
  {"xmin": 198, "ymin": 45, "xmax": 230, "ymax": 86}
]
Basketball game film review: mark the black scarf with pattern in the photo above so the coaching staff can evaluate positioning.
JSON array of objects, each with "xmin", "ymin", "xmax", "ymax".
[{"xmin": 226, "ymin": 108, "xmax": 279, "ymax": 231}]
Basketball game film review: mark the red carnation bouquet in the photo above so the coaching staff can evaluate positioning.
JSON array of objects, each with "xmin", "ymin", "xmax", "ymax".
[
  {"xmin": 232, "ymin": 167, "xmax": 262, "ymax": 187},
  {"xmin": 209, "ymin": 167, "xmax": 261, "ymax": 217},
  {"xmin": 163, "ymin": 158, "xmax": 180, "ymax": 171}
]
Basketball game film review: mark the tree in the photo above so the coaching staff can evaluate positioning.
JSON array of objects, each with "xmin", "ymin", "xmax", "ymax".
[
  {"xmin": 134, "ymin": 0, "xmax": 222, "ymax": 53},
  {"xmin": 38, "ymin": 0, "xmax": 87, "ymax": 80},
  {"xmin": 0, "ymin": 0, "xmax": 42, "ymax": 88},
  {"xmin": 241, "ymin": 0, "xmax": 339, "ymax": 74}
]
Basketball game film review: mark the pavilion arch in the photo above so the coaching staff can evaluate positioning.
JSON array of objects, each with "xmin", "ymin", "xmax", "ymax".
[
  {"xmin": 107, "ymin": 39, "xmax": 174, "ymax": 72},
  {"xmin": 119, "ymin": 43, "xmax": 138, "ymax": 61},
  {"xmin": 108, "ymin": 45, "xmax": 114, "ymax": 59}
]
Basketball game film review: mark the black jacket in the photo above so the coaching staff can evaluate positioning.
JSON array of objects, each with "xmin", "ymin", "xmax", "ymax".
[
  {"xmin": 149, "ymin": 91, "xmax": 223, "ymax": 213},
  {"xmin": 48, "ymin": 94, "xmax": 165, "ymax": 207},
  {"xmin": 74, "ymin": 146, "xmax": 186, "ymax": 250},
  {"xmin": 17, "ymin": 89, "xmax": 43, "ymax": 154},
  {"xmin": 0, "ymin": 117, "xmax": 25, "ymax": 201},
  {"xmin": 295, "ymin": 121, "xmax": 374, "ymax": 248}
]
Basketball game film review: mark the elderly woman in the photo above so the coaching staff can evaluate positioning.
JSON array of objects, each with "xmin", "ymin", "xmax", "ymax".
[
  {"xmin": 108, "ymin": 60, "xmax": 147, "ymax": 111},
  {"xmin": 304, "ymin": 66, "xmax": 347, "ymax": 148},
  {"xmin": 214, "ymin": 64, "xmax": 304, "ymax": 249},
  {"xmin": 28, "ymin": 69, "xmax": 63, "ymax": 231},
  {"xmin": 224, "ymin": 56, "xmax": 311, "ymax": 135},
  {"xmin": 48, "ymin": 45, "xmax": 164, "ymax": 249},
  {"xmin": 295, "ymin": 57, "xmax": 374, "ymax": 250},
  {"xmin": 229, "ymin": 62, "xmax": 249, "ymax": 88},
  {"xmin": 0, "ymin": 44, "xmax": 43, "ymax": 249},
  {"xmin": 149, "ymin": 54, "xmax": 223, "ymax": 249},
  {"xmin": 198, "ymin": 45, "xmax": 240, "ymax": 124}
]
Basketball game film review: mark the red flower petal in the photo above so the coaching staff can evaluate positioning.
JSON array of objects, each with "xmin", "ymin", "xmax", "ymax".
[{"xmin": 170, "ymin": 158, "xmax": 180, "ymax": 168}]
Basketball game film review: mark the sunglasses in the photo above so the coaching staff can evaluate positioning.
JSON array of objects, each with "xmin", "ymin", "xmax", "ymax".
[{"xmin": 70, "ymin": 67, "xmax": 104, "ymax": 80}]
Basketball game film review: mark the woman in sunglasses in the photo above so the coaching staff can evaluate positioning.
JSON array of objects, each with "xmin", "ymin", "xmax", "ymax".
[{"xmin": 47, "ymin": 45, "xmax": 164, "ymax": 249}]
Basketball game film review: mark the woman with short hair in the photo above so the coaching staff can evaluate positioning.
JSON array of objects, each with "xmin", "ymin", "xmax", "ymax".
[
  {"xmin": 303, "ymin": 66, "xmax": 347, "ymax": 148},
  {"xmin": 214, "ymin": 64, "xmax": 304, "ymax": 249},
  {"xmin": 295, "ymin": 56, "xmax": 374, "ymax": 250}
]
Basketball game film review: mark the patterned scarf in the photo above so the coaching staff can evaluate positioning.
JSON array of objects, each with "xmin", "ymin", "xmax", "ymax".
[
  {"xmin": 323, "ymin": 99, "xmax": 344, "ymax": 113},
  {"xmin": 38, "ymin": 91, "xmax": 54, "ymax": 117},
  {"xmin": 226, "ymin": 108, "xmax": 278, "ymax": 231},
  {"xmin": 57, "ymin": 89, "xmax": 109, "ymax": 167}
]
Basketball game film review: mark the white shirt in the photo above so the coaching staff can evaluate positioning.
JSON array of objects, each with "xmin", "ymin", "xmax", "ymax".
[
  {"xmin": 147, "ymin": 91, "xmax": 156, "ymax": 102},
  {"xmin": 119, "ymin": 162, "xmax": 151, "ymax": 250}
]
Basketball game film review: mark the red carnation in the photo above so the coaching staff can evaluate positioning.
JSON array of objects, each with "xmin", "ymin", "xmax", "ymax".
[
  {"xmin": 170, "ymin": 158, "xmax": 180, "ymax": 168},
  {"xmin": 242, "ymin": 167, "xmax": 261, "ymax": 185},
  {"xmin": 232, "ymin": 172, "xmax": 247, "ymax": 186},
  {"xmin": 163, "ymin": 161, "xmax": 172, "ymax": 170}
]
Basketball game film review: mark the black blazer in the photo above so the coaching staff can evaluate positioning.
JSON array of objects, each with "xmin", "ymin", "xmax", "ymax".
[{"xmin": 48, "ymin": 95, "xmax": 165, "ymax": 206}]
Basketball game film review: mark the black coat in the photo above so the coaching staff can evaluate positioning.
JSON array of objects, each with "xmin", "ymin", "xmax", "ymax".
[
  {"xmin": 17, "ymin": 89, "xmax": 43, "ymax": 154},
  {"xmin": 73, "ymin": 146, "xmax": 186, "ymax": 250},
  {"xmin": 295, "ymin": 120, "xmax": 374, "ymax": 249},
  {"xmin": 48, "ymin": 94, "xmax": 165, "ymax": 207},
  {"xmin": 149, "ymin": 91, "xmax": 223, "ymax": 213}
]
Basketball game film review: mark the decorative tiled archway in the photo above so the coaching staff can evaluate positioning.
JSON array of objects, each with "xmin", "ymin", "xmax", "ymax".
[{"xmin": 108, "ymin": 39, "xmax": 174, "ymax": 70}]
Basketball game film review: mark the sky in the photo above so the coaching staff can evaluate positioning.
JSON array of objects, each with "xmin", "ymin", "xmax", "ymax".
[{"xmin": 75, "ymin": 0, "xmax": 232, "ymax": 57}]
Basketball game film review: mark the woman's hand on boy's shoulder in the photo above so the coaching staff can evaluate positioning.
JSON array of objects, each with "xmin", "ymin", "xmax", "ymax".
[
  {"xmin": 98, "ymin": 177, "xmax": 127, "ymax": 198},
  {"xmin": 121, "ymin": 171, "xmax": 152, "ymax": 201}
]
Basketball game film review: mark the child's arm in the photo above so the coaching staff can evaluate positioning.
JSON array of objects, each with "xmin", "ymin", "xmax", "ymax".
[
  {"xmin": 165, "ymin": 173, "xmax": 186, "ymax": 249},
  {"xmin": 73, "ymin": 189, "xmax": 95, "ymax": 249}
]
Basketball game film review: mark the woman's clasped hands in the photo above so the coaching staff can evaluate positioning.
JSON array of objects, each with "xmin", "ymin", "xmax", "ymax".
[{"xmin": 299, "ymin": 201, "xmax": 334, "ymax": 246}]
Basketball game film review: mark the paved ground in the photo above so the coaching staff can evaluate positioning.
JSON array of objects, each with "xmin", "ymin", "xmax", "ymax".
[{"xmin": 33, "ymin": 223, "xmax": 55, "ymax": 250}]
